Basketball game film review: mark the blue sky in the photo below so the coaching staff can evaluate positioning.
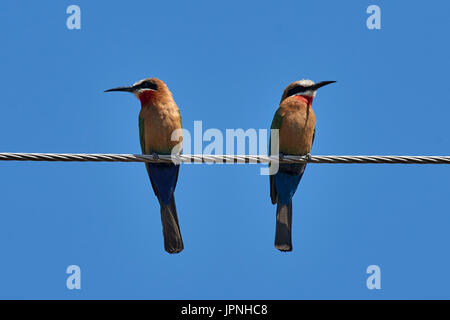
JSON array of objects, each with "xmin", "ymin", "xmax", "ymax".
[{"xmin": 0, "ymin": 0, "xmax": 450, "ymax": 299}]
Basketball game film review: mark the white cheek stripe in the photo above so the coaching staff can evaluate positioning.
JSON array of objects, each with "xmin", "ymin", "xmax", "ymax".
[{"xmin": 295, "ymin": 90, "xmax": 316, "ymax": 97}]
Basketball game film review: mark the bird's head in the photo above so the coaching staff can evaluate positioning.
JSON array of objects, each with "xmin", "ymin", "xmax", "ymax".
[
  {"xmin": 105, "ymin": 78, "xmax": 173, "ymax": 105},
  {"xmin": 281, "ymin": 79, "xmax": 336, "ymax": 105}
]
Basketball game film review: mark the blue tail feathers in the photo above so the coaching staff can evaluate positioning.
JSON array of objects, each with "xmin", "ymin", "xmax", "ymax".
[
  {"xmin": 274, "ymin": 171, "xmax": 302, "ymax": 205},
  {"xmin": 146, "ymin": 163, "xmax": 179, "ymax": 205}
]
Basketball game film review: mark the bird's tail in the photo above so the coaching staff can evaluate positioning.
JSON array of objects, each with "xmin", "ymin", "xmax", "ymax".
[
  {"xmin": 275, "ymin": 200, "xmax": 293, "ymax": 252},
  {"xmin": 160, "ymin": 195, "xmax": 184, "ymax": 254}
]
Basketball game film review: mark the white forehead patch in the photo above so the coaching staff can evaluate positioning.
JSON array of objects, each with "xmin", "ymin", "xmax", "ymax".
[
  {"xmin": 297, "ymin": 79, "xmax": 315, "ymax": 86},
  {"xmin": 133, "ymin": 78, "xmax": 147, "ymax": 87}
]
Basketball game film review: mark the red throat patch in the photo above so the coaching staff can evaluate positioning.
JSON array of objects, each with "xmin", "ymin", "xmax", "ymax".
[
  {"xmin": 137, "ymin": 90, "xmax": 157, "ymax": 105},
  {"xmin": 294, "ymin": 95, "xmax": 314, "ymax": 107}
]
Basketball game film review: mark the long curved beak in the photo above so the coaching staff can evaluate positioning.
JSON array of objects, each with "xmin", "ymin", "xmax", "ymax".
[
  {"xmin": 311, "ymin": 81, "xmax": 336, "ymax": 90},
  {"xmin": 104, "ymin": 86, "xmax": 134, "ymax": 93}
]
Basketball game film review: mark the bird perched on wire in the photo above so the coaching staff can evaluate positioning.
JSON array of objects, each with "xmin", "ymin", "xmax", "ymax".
[
  {"xmin": 105, "ymin": 78, "xmax": 184, "ymax": 254},
  {"xmin": 269, "ymin": 79, "xmax": 335, "ymax": 252}
]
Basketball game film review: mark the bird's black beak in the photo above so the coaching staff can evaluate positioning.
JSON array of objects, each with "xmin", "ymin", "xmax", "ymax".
[
  {"xmin": 104, "ymin": 86, "xmax": 135, "ymax": 93},
  {"xmin": 311, "ymin": 81, "xmax": 336, "ymax": 91}
]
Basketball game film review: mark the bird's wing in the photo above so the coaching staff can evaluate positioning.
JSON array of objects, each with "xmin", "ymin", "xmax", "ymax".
[
  {"xmin": 270, "ymin": 167, "xmax": 277, "ymax": 205},
  {"xmin": 269, "ymin": 108, "xmax": 283, "ymax": 204},
  {"xmin": 139, "ymin": 116, "xmax": 146, "ymax": 154},
  {"xmin": 139, "ymin": 116, "xmax": 180, "ymax": 203},
  {"xmin": 269, "ymin": 108, "xmax": 283, "ymax": 156},
  {"xmin": 177, "ymin": 108, "xmax": 182, "ymax": 128},
  {"xmin": 139, "ymin": 116, "xmax": 160, "ymax": 199}
]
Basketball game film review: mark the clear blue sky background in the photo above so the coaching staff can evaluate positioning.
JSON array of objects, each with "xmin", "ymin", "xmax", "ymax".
[{"xmin": 0, "ymin": 1, "xmax": 449, "ymax": 299}]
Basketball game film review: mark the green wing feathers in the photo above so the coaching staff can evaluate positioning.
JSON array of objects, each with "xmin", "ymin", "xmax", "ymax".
[
  {"xmin": 269, "ymin": 108, "xmax": 282, "ymax": 156},
  {"xmin": 270, "ymin": 108, "xmax": 283, "ymax": 130},
  {"xmin": 269, "ymin": 108, "xmax": 283, "ymax": 204},
  {"xmin": 139, "ymin": 116, "xmax": 146, "ymax": 154}
]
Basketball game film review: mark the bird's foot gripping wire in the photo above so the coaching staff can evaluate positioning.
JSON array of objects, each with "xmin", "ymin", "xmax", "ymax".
[
  {"xmin": 304, "ymin": 153, "xmax": 312, "ymax": 162},
  {"xmin": 151, "ymin": 152, "xmax": 159, "ymax": 160},
  {"xmin": 278, "ymin": 152, "xmax": 285, "ymax": 161}
]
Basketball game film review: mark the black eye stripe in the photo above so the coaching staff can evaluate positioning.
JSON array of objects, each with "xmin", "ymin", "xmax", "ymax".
[
  {"xmin": 138, "ymin": 81, "xmax": 158, "ymax": 90},
  {"xmin": 286, "ymin": 85, "xmax": 308, "ymax": 97}
]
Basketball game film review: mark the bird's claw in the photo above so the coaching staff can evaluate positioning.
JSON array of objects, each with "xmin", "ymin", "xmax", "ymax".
[
  {"xmin": 151, "ymin": 152, "xmax": 159, "ymax": 160},
  {"xmin": 304, "ymin": 153, "xmax": 311, "ymax": 162},
  {"xmin": 278, "ymin": 152, "xmax": 285, "ymax": 161}
]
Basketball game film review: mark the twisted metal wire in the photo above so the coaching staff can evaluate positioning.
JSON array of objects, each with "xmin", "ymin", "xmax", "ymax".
[{"xmin": 1, "ymin": 152, "xmax": 450, "ymax": 164}]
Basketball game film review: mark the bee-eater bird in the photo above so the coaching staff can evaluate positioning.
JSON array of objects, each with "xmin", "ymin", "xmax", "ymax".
[
  {"xmin": 270, "ymin": 79, "xmax": 335, "ymax": 252},
  {"xmin": 105, "ymin": 78, "xmax": 184, "ymax": 254}
]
